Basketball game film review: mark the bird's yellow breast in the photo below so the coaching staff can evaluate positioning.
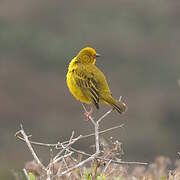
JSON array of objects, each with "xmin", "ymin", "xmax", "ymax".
[{"xmin": 66, "ymin": 59, "xmax": 91, "ymax": 104}]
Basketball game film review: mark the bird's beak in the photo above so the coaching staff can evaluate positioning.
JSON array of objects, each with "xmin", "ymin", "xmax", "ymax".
[{"xmin": 96, "ymin": 53, "xmax": 101, "ymax": 58}]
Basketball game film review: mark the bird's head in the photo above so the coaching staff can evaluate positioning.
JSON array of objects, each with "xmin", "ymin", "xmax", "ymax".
[{"xmin": 76, "ymin": 47, "xmax": 101, "ymax": 64}]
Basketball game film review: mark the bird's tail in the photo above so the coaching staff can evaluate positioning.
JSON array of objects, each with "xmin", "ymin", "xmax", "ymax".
[{"xmin": 103, "ymin": 95, "xmax": 128, "ymax": 114}]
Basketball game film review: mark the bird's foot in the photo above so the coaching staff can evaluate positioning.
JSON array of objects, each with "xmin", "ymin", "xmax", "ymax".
[
  {"xmin": 84, "ymin": 111, "xmax": 92, "ymax": 121},
  {"xmin": 81, "ymin": 104, "xmax": 94, "ymax": 121}
]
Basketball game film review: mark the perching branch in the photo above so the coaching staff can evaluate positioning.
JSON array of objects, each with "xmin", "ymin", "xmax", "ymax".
[
  {"xmin": 15, "ymin": 97, "xmax": 148, "ymax": 179},
  {"xmin": 55, "ymin": 104, "xmax": 103, "ymax": 177}
]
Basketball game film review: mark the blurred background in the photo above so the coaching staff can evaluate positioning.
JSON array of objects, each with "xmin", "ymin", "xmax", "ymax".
[{"xmin": 1, "ymin": 0, "xmax": 180, "ymax": 179}]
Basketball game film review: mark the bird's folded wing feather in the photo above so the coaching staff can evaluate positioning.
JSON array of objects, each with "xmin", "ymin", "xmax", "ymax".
[{"xmin": 72, "ymin": 68, "xmax": 100, "ymax": 108}]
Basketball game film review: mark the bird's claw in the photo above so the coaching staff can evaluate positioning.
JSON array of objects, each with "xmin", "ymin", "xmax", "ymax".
[{"xmin": 84, "ymin": 111, "xmax": 92, "ymax": 121}]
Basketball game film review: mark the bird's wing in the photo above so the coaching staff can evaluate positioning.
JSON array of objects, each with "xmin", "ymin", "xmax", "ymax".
[{"xmin": 73, "ymin": 67, "xmax": 100, "ymax": 109}]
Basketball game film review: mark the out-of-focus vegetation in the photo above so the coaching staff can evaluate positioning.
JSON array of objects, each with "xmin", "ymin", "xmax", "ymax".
[
  {"xmin": 16, "ymin": 156, "xmax": 180, "ymax": 180},
  {"xmin": 1, "ymin": 0, "xmax": 180, "ymax": 179}
]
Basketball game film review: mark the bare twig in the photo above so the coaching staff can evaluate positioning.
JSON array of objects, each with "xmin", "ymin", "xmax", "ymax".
[
  {"xmin": 81, "ymin": 104, "xmax": 100, "ymax": 154},
  {"xmin": 15, "ymin": 95, "xmax": 148, "ymax": 180},
  {"xmin": 46, "ymin": 168, "xmax": 51, "ymax": 180},
  {"xmin": 89, "ymin": 115, "xmax": 100, "ymax": 154},
  {"xmin": 70, "ymin": 147, "xmax": 148, "ymax": 165},
  {"xmin": 53, "ymin": 135, "xmax": 82, "ymax": 162},
  {"xmin": 56, "ymin": 103, "xmax": 108, "ymax": 177},
  {"xmin": 57, "ymin": 152, "xmax": 99, "ymax": 177},
  {"xmin": 81, "ymin": 124, "xmax": 125, "ymax": 139},
  {"xmin": 62, "ymin": 158, "xmax": 72, "ymax": 179},
  {"xmin": 15, "ymin": 132, "xmax": 58, "ymax": 147},
  {"xmin": 101, "ymin": 157, "xmax": 148, "ymax": 165},
  {"xmin": 18, "ymin": 124, "xmax": 46, "ymax": 172},
  {"xmin": 56, "ymin": 150, "xmax": 147, "ymax": 178},
  {"xmin": 97, "ymin": 109, "xmax": 113, "ymax": 123},
  {"xmin": 67, "ymin": 131, "xmax": 75, "ymax": 152},
  {"xmin": 105, "ymin": 167, "xmax": 116, "ymax": 178},
  {"xmin": 15, "ymin": 124, "xmax": 124, "ymax": 149},
  {"xmin": 23, "ymin": 168, "xmax": 30, "ymax": 180},
  {"xmin": 53, "ymin": 152, "xmax": 73, "ymax": 164},
  {"xmin": 103, "ymin": 159, "xmax": 112, "ymax": 173}
]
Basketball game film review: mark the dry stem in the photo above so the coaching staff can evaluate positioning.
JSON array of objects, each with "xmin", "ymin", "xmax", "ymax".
[{"xmin": 15, "ymin": 99, "xmax": 148, "ymax": 179}]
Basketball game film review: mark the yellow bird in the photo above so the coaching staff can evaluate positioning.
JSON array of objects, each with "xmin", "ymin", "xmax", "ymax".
[{"xmin": 66, "ymin": 47, "xmax": 127, "ymax": 118}]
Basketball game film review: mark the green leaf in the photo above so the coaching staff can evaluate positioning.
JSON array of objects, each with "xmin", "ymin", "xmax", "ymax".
[
  {"xmin": 97, "ymin": 174, "xmax": 106, "ymax": 180},
  {"xmin": 161, "ymin": 177, "xmax": 166, "ymax": 180},
  {"xmin": 29, "ymin": 172, "xmax": 35, "ymax": 180},
  {"xmin": 82, "ymin": 170, "xmax": 93, "ymax": 180}
]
